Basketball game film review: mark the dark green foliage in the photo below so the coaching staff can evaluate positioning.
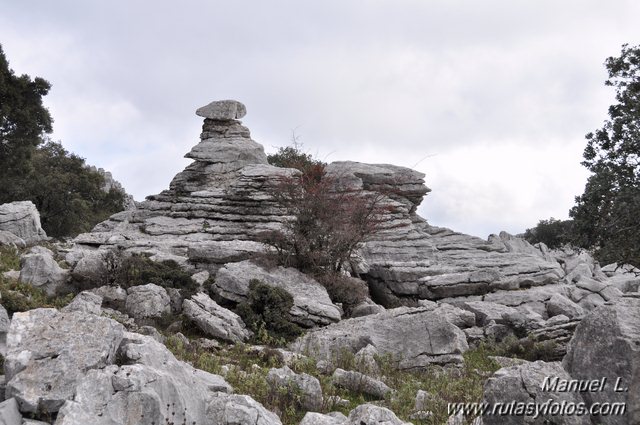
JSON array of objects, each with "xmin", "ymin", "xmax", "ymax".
[
  {"xmin": 523, "ymin": 217, "xmax": 574, "ymax": 249},
  {"xmin": 0, "ymin": 44, "xmax": 52, "ymax": 184},
  {"xmin": 236, "ymin": 279, "xmax": 302, "ymax": 344},
  {"xmin": 570, "ymin": 44, "xmax": 640, "ymax": 267},
  {"xmin": 0, "ymin": 275, "xmax": 73, "ymax": 315},
  {"xmin": 113, "ymin": 253, "xmax": 198, "ymax": 296},
  {"xmin": 267, "ymin": 143, "xmax": 326, "ymax": 177},
  {"xmin": 0, "ymin": 45, "xmax": 126, "ymax": 238},
  {"xmin": 25, "ymin": 141, "xmax": 125, "ymax": 237}
]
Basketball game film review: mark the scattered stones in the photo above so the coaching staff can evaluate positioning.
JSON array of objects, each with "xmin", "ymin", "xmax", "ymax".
[{"xmin": 182, "ymin": 292, "xmax": 251, "ymax": 343}]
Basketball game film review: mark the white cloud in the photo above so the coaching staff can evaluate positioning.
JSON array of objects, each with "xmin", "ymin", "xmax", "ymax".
[{"xmin": 0, "ymin": 0, "xmax": 637, "ymax": 236}]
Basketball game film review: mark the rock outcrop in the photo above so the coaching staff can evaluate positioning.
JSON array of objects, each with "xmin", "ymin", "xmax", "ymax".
[
  {"xmin": 291, "ymin": 305, "xmax": 468, "ymax": 369},
  {"xmin": 483, "ymin": 361, "xmax": 591, "ymax": 425},
  {"xmin": 0, "ymin": 201, "xmax": 47, "ymax": 245},
  {"xmin": 66, "ymin": 100, "xmax": 626, "ymax": 323},
  {"xmin": 18, "ymin": 246, "xmax": 70, "ymax": 296},
  {"xmin": 563, "ymin": 296, "xmax": 640, "ymax": 425},
  {"xmin": 182, "ymin": 292, "xmax": 252, "ymax": 343},
  {"xmin": 213, "ymin": 260, "xmax": 342, "ymax": 327}
]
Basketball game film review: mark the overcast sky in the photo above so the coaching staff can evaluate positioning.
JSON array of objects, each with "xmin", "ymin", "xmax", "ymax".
[{"xmin": 1, "ymin": 1, "xmax": 638, "ymax": 238}]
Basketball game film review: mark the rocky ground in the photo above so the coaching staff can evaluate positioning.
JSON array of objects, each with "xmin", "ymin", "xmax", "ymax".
[{"xmin": 0, "ymin": 100, "xmax": 638, "ymax": 425}]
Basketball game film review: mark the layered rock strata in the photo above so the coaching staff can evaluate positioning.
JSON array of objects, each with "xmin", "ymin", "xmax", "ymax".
[{"xmin": 67, "ymin": 100, "xmax": 633, "ymax": 316}]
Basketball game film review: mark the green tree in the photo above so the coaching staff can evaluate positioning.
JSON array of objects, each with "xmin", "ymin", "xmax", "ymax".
[
  {"xmin": 570, "ymin": 44, "xmax": 640, "ymax": 267},
  {"xmin": 523, "ymin": 218, "xmax": 574, "ymax": 249},
  {"xmin": 0, "ymin": 44, "xmax": 125, "ymax": 238},
  {"xmin": 0, "ymin": 44, "xmax": 53, "ymax": 201}
]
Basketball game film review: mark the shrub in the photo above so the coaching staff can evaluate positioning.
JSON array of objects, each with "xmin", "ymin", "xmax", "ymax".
[
  {"xmin": 0, "ymin": 275, "xmax": 73, "ymax": 314},
  {"xmin": 114, "ymin": 254, "xmax": 193, "ymax": 288},
  {"xmin": 265, "ymin": 145, "xmax": 386, "ymax": 275},
  {"xmin": 236, "ymin": 279, "xmax": 302, "ymax": 345}
]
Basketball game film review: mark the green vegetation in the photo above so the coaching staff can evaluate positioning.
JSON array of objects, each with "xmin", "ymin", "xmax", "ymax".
[
  {"xmin": 113, "ymin": 253, "xmax": 198, "ymax": 295},
  {"xmin": 165, "ymin": 332, "xmax": 501, "ymax": 425},
  {"xmin": 0, "ymin": 44, "xmax": 125, "ymax": 238},
  {"xmin": 0, "ymin": 246, "xmax": 21, "ymax": 273},
  {"xmin": 236, "ymin": 279, "xmax": 302, "ymax": 344},
  {"xmin": 523, "ymin": 218, "xmax": 574, "ymax": 249},
  {"xmin": 0, "ymin": 275, "xmax": 73, "ymax": 314},
  {"xmin": 570, "ymin": 44, "xmax": 640, "ymax": 268}
]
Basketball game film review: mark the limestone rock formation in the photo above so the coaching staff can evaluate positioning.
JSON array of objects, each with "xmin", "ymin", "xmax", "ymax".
[
  {"xmin": 291, "ymin": 305, "xmax": 468, "ymax": 369},
  {"xmin": 0, "ymin": 201, "xmax": 47, "ymax": 245}
]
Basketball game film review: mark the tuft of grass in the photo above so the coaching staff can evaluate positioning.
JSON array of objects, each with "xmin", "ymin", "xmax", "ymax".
[
  {"xmin": 0, "ymin": 246, "xmax": 22, "ymax": 273},
  {"xmin": 164, "ymin": 331, "xmax": 503, "ymax": 425},
  {"xmin": 0, "ymin": 275, "xmax": 74, "ymax": 314}
]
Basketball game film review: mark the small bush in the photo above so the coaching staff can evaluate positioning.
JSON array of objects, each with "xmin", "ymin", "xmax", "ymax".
[
  {"xmin": 0, "ymin": 276, "xmax": 73, "ymax": 314},
  {"xmin": 493, "ymin": 335, "xmax": 560, "ymax": 362},
  {"xmin": 112, "ymin": 253, "xmax": 198, "ymax": 296},
  {"xmin": 236, "ymin": 279, "xmax": 302, "ymax": 345}
]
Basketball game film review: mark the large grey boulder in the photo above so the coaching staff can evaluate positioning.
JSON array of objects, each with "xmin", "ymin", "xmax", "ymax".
[
  {"xmin": 299, "ymin": 412, "xmax": 346, "ymax": 425},
  {"xmin": 0, "ymin": 201, "xmax": 47, "ymax": 244},
  {"xmin": 205, "ymin": 393, "xmax": 282, "ymax": 425},
  {"xmin": 4, "ymin": 309, "xmax": 125, "ymax": 414},
  {"xmin": 0, "ymin": 230, "xmax": 25, "ymax": 249},
  {"xmin": 546, "ymin": 293, "xmax": 584, "ymax": 319},
  {"xmin": 483, "ymin": 361, "xmax": 590, "ymax": 424},
  {"xmin": 19, "ymin": 246, "xmax": 69, "ymax": 296},
  {"xmin": 62, "ymin": 291, "xmax": 103, "ymax": 315},
  {"xmin": 347, "ymin": 404, "xmax": 410, "ymax": 425},
  {"xmin": 56, "ymin": 332, "xmax": 232, "ymax": 425},
  {"xmin": 563, "ymin": 297, "xmax": 640, "ymax": 425},
  {"xmin": 291, "ymin": 305, "xmax": 468, "ymax": 369},
  {"xmin": 266, "ymin": 365, "xmax": 323, "ymax": 411},
  {"xmin": 214, "ymin": 260, "xmax": 342, "ymax": 327},
  {"xmin": 182, "ymin": 292, "xmax": 251, "ymax": 343},
  {"xmin": 125, "ymin": 283, "xmax": 171, "ymax": 321},
  {"xmin": 331, "ymin": 368, "xmax": 392, "ymax": 399}
]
